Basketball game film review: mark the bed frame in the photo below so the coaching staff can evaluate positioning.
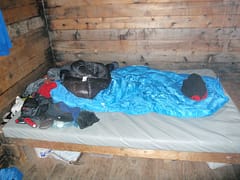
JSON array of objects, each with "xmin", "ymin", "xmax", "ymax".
[{"xmin": 4, "ymin": 137, "xmax": 240, "ymax": 165}]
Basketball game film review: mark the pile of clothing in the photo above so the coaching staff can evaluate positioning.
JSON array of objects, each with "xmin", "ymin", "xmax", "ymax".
[{"xmin": 8, "ymin": 60, "xmax": 118, "ymax": 129}]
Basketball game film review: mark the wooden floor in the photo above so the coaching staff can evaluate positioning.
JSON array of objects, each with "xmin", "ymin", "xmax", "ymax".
[
  {"xmin": 14, "ymin": 79, "xmax": 240, "ymax": 180},
  {"xmin": 17, "ymin": 153, "xmax": 240, "ymax": 180}
]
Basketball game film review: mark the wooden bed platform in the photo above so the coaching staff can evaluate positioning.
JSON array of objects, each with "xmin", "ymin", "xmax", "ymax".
[
  {"xmin": 2, "ymin": 76, "xmax": 240, "ymax": 166},
  {"xmin": 4, "ymin": 137, "xmax": 240, "ymax": 165}
]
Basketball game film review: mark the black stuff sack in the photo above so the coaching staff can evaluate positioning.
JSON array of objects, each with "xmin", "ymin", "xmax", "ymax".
[{"xmin": 60, "ymin": 60, "xmax": 113, "ymax": 99}]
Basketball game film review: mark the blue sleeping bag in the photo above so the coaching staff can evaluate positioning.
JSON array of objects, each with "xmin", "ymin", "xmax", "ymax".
[
  {"xmin": 0, "ymin": 10, "xmax": 12, "ymax": 56},
  {"xmin": 51, "ymin": 66, "xmax": 229, "ymax": 118}
]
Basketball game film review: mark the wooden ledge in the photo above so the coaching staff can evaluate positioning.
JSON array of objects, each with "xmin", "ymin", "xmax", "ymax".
[{"xmin": 8, "ymin": 138, "xmax": 240, "ymax": 164}]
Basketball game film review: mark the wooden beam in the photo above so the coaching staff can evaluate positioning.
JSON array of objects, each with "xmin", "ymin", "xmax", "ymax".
[
  {"xmin": 47, "ymin": 0, "xmax": 233, "ymax": 7},
  {"xmin": 0, "ymin": 0, "xmax": 36, "ymax": 9},
  {"xmin": 50, "ymin": 28, "xmax": 240, "ymax": 41},
  {"xmin": 2, "ymin": 4, "xmax": 39, "ymax": 24},
  {"xmin": 8, "ymin": 17, "xmax": 44, "ymax": 39},
  {"xmin": 53, "ymin": 51, "xmax": 240, "ymax": 81},
  {"xmin": 8, "ymin": 138, "xmax": 240, "ymax": 164},
  {"xmin": 50, "ymin": 15, "xmax": 240, "ymax": 30},
  {"xmin": 53, "ymin": 51, "xmax": 240, "ymax": 64},
  {"xmin": 52, "ymin": 39, "xmax": 240, "ymax": 54},
  {"xmin": 48, "ymin": 2, "xmax": 240, "ymax": 19}
]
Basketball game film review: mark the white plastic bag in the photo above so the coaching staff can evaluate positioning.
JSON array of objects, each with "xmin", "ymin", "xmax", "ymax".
[{"xmin": 34, "ymin": 148, "xmax": 81, "ymax": 163}]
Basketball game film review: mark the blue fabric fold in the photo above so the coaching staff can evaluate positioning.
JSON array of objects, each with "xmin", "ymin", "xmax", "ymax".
[
  {"xmin": 0, "ymin": 10, "xmax": 12, "ymax": 56},
  {"xmin": 51, "ymin": 66, "xmax": 229, "ymax": 118},
  {"xmin": 0, "ymin": 167, "xmax": 23, "ymax": 180}
]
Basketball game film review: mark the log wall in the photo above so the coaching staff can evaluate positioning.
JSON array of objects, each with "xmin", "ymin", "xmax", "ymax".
[
  {"xmin": 0, "ymin": 0, "xmax": 52, "ymax": 118},
  {"xmin": 46, "ymin": 0, "xmax": 240, "ymax": 79}
]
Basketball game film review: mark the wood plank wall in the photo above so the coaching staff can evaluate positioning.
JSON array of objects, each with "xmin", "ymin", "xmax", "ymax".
[
  {"xmin": 0, "ymin": 0, "xmax": 52, "ymax": 117},
  {"xmin": 46, "ymin": 0, "xmax": 240, "ymax": 78}
]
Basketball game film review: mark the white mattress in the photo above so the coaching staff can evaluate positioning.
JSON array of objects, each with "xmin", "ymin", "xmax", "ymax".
[{"xmin": 3, "ymin": 69, "xmax": 240, "ymax": 153}]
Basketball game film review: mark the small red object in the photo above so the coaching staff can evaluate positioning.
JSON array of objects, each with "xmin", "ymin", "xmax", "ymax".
[
  {"xmin": 191, "ymin": 92, "xmax": 208, "ymax": 101},
  {"xmin": 15, "ymin": 117, "xmax": 37, "ymax": 128},
  {"xmin": 24, "ymin": 118, "xmax": 37, "ymax": 128}
]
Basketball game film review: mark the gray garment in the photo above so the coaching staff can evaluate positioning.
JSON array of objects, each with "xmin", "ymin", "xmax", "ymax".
[
  {"xmin": 47, "ymin": 68, "xmax": 61, "ymax": 81},
  {"xmin": 47, "ymin": 65, "xmax": 71, "ymax": 81},
  {"xmin": 22, "ymin": 78, "xmax": 44, "ymax": 97},
  {"xmin": 23, "ymin": 66, "xmax": 71, "ymax": 97}
]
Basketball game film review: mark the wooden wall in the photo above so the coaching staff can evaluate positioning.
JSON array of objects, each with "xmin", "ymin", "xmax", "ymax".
[
  {"xmin": 0, "ymin": 0, "xmax": 52, "ymax": 117},
  {"xmin": 0, "ymin": 0, "xmax": 239, "ymax": 116},
  {"xmin": 46, "ymin": 0, "xmax": 240, "ymax": 78}
]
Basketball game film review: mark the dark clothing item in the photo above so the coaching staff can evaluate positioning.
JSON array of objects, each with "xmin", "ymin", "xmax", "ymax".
[
  {"xmin": 106, "ymin": 61, "xmax": 119, "ymax": 72},
  {"xmin": 60, "ymin": 60, "xmax": 112, "ymax": 99},
  {"xmin": 39, "ymin": 118, "xmax": 54, "ymax": 129},
  {"xmin": 46, "ymin": 102, "xmax": 74, "ymax": 122},
  {"xmin": 21, "ymin": 97, "xmax": 40, "ymax": 118},
  {"xmin": 46, "ymin": 102, "xmax": 100, "ymax": 129},
  {"xmin": 78, "ymin": 111, "xmax": 100, "ymax": 129},
  {"xmin": 58, "ymin": 102, "xmax": 81, "ymax": 124},
  {"xmin": 181, "ymin": 73, "xmax": 207, "ymax": 101}
]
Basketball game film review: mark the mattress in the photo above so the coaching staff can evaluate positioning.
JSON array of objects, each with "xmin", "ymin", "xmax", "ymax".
[{"xmin": 3, "ymin": 69, "xmax": 240, "ymax": 153}]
